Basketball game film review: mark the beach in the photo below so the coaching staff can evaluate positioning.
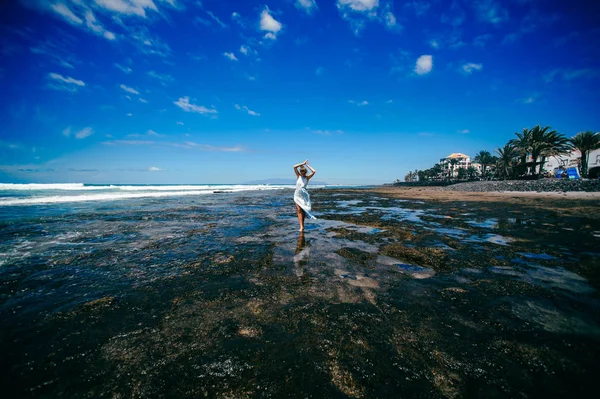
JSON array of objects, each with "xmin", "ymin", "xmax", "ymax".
[
  {"xmin": 366, "ymin": 182, "xmax": 600, "ymax": 218},
  {"xmin": 1, "ymin": 184, "xmax": 599, "ymax": 398}
]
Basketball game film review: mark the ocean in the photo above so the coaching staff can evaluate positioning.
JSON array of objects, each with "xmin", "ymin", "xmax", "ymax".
[{"xmin": 1, "ymin": 183, "xmax": 599, "ymax": 397}]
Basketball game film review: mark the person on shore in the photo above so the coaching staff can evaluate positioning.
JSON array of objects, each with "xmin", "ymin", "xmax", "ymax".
[{"xmin": 293, "ymin": 160, "xmax": 317, "ymax": 231}]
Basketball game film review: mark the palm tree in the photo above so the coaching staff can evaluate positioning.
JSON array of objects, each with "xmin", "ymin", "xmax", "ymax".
[
  {"xmin": 528, "ymin": 125, "xmax": 558, "ymax": 176},
  {"xmin": 537, "ymin": 129, "xmax": 571, "ymax": 175},
  {"xmin": 510, "ymin": 127, "xmax": 533, "ymax": 176},
  {"xmin": 467, "ymin": 166, "xmax": 478, "ymax": 180},
  {"xmin": 448, "ymin": 158, "xmax": 460, "ymax": 179},
  {"xmin": 405, "ymin": 170, "xmax": 421, "ymax": 182},
  {"xmin": 510, "ymin": 125, "xmax": 566, "ymax": 176},
  {"xmin": 571, "ymin": 131, "xmax": 600, "ymax": 177},
  {"xmin": 432, "ymin": 163, "xmax": 443, "ymax": 180},
  {"xmin": 495, "ymin": 143, "xmax": 518, "ymax": 179},
  {"xmin": 473, "ymin": 150, "xmax": 495, "ymax": 176}
]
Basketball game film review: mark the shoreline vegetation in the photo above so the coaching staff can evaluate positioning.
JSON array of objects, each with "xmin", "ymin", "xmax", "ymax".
[{"xmin": 403, "ymin": 126, "xmax": 600, "ymax": 182}]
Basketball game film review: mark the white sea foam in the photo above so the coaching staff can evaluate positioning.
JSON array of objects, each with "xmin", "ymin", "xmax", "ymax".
[
  {"xmin": 112, "ymin": 184, "xmax": 292, "ymax": 191},
  {"xmin": 0, "ymin": 183, "xmax": 100, "ymax": 190},
  {"xmin": 0, "ymin": 183, "xmax": 294, "ymax": 191},
  {"xmin": 0, "ymin": 186, "xmax": 291, "ymax": 206}
]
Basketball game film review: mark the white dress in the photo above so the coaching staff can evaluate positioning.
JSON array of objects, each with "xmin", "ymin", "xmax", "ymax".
[{"xmin": 294, "ymin": 176, "xmax": 316, "ymax": 219}]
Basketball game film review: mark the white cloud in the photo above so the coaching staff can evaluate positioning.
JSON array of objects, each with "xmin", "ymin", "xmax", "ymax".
[
  {"xmin": 115, "ymin": 63, "xmax": 132, "ymax": 73},
  {"xmin": 462, "ymin": 63, "xmax": 483, "ymax": 74},
  {"xmin": 260, "ymin": 8, "xmax": 282, "ymax": 39},
  {"xmin": 50, "ymin": 2, "xmax": 83, "ymax": 25},
  {"xmin": 516, "ymin": 94, "xmax": 539, "ymax": 104},
  {"xmin": 308, "ymin": 128, "xmax": 344, "ymax": 135},
  {"xmin": 336, "ymin": 1, "xmax": 400, "ymax": 35},
  {"xmin": 29, "ymin": 38, "xmax": 79, "ymax": 69},
  {"xmin": 105, "ymin": 140, "xmax": 246, "ymax": 152},
  {"xmin": 62, "ymin": 126, "xmax": 72, "ymax": 137},
  {"xmin": 383, "ymin": 9, "xmax": 397, "ymax": 28},
  {"xmin": 84, "ymin": 10, "xmax": 115, "ymax": 40},
  {"xmin": 147, "ymin": 70, "xmax": 174, "ymax": 84},
  {"xmin": 47, "ymin": 73, "xmax": 85, "ymax": 91},
  {"xmin": 183, "ymin": 143, "xmax": 246, "ymax": 152},
  {"xmin": 126, "ymin": 113, "xmax": 133, "ymax": 116},
  {"xmin": 130, "ymin": 27, "xmax": 171, "ymax": 57},
  {"xmin": 148, "ymin": 166, "xmax": 161, "ymax": 171},
  {"xmin": 338, "ymin": 0, "xmax": 379, "ymax": 12},
  {"xmin": 120, "ymin": 84, "xmax": 139, "ymax": 95},
  {"xmin": 296, "ymin": 0, "xmax": 318, "ymax": 14},
  {"xmin": 239, "ymin": 45, "xmax": 256, "ymax": 56},
  {"xmin": 429, "ymin": 39, "xmax": 440, "ymax": 49},
  {"xmin": 174, "ymin": 97, "xmax": 217, "ymax": 115},
  {"xmin": 139, "ymin": 98, "xmax": 148, "ymax": 103},
  {"xmin": 458, "ymin": 129, "xmax": 470, "ymax": 134},
  {"xmin": 223, "ymin": 52, "xmax": 238, "ymax": 61},
  {"xmin": 45, "ymin": 2, "xmax": 115, "ymax": 41},
  {"xmin": 75, "ymin": 127, "xmax": 93, "ymax": 139},
  {"xmin": 49, "ymin": 72, "xmax": 85, "ymax": 86},
  {"xmin": 414, "ymin": 55, "xmax": 433, "ymax": 75},
  {"xmin": 348, "ymin": 100, "xmax": 369, "ymax": 106},
  {"xmin": 231, "ymin": 11, "xmax": 245, "ymax": 27},
  {"xmin": 207, "ymin": 11, "xmax": 227, "ymax": 28},
  {"xmin": 93, "ymin": 0, "xmax": 161, "ymax": 18},
  {"xmin": 60, "ymin": 60, "xmax": 75, "ymax": 68},
  {"xmin": 235, "ymin": 104, "xmax": 260, "ymax": 116},
  {"xmin": 176, "ymin": 121, "xmax": 184, "ymax": 125}
]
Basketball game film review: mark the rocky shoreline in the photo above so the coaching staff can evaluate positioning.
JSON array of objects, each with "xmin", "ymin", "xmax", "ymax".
[{"xmin": 393, "ymin": 178, "xmax": 600, "ymax": 193}]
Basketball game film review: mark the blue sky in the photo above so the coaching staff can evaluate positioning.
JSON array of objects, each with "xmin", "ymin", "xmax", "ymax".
[{"xmin": 0, "ymin": 0, "xmax": 599, "ymax": 184}]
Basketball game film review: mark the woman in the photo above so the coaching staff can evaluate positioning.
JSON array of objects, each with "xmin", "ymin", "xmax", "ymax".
[{"xmin": 293, "ymin": 159, "xmax": 317, "ymax": 231}]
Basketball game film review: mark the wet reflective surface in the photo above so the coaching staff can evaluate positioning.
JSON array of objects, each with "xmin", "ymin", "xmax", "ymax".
[{"xmin": 1, "ymin": 189, "xmax": 599, "ymax": 397}]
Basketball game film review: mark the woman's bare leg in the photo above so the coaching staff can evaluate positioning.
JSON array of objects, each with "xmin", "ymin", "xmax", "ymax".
[{"xmin": 295, "ymin": 204, "xmax": 305, "ymax": 231}]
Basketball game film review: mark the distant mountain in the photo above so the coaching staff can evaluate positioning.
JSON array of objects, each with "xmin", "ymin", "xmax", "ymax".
[{"xmin": 243, "ymin": 178, "xmax": 328, "ymax": 185}]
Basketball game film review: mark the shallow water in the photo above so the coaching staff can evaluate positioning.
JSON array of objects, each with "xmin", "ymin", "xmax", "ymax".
[{"xmin": 1, "ymin": 188, "xmax": 599, "ymax": 398}]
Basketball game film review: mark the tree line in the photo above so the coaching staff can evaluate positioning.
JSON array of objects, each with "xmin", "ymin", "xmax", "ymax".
[{"xmin": 404, "ymin": 126, "xmax": 600, "ymax": 182}]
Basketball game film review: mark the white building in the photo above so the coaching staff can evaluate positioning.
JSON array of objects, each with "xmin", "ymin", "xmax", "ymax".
[
  {"xmin": 439, "ymin": 153, "xmax": 481, "ymax": 177},
  {"xmin": 543, "ymin": 148, "xmax": 600, "ymax": 177}
]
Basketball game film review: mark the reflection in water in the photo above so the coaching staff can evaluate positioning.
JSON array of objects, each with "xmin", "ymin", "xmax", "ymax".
[{"xmin": 293, "ymin": 232, "xmax": 310, "ymax": 276}]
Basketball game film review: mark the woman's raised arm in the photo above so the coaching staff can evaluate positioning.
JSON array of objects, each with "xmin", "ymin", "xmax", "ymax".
[
  {"xmin": 293, "ymin": 160, "xmax": 308, "ymax": 177},
  {"xmin": 305, "ymin": 163, "xmax": 316, "ymax": 180}
]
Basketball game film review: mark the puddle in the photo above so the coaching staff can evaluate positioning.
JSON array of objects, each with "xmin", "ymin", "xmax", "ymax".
[
  {"xmin": 518, "ymin": 252, "xmax": 557, "ymax": 261},
  {"xmin": 465, "ymin": 218, "xmax": 499, "ymax": 229}
]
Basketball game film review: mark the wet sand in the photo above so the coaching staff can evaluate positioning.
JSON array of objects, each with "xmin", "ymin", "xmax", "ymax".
[
  {"xmin": 1, "ymin": 189, "xmax": 600, "ymax": 398},
  {"xmin": 364, "ymin": 186, "xmax": 600, "ymax": 219}
]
